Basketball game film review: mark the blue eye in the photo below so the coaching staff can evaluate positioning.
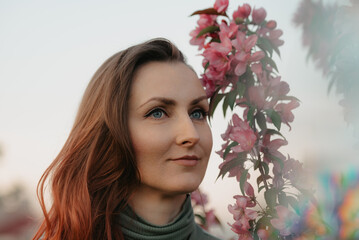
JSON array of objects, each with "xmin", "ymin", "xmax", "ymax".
[
  {"xmin": 146, "ymin": 108, "xmax": 166, "ymax": 119},
  {"xmin": 190, "ymin": 109, "xmax": 206, "ymax": 120}
]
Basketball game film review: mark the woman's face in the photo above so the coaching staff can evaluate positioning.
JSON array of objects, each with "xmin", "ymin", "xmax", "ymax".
[{"xmin": 128, "ymin": 61, "xmax": 213, "ymax": 196}]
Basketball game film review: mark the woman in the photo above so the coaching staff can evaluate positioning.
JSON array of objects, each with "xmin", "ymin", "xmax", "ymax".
[{"xmin": 33, "ymin": 38, "xmax": 220, "ymax": 240}]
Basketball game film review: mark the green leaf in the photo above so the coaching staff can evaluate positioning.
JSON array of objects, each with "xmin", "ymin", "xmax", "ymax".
[
  {"xmin": 263, "ymin": 56, "xmax": 279, "ymax": 73},
  {"xmin": 265, "ymin": 109, "xmax": 281, "ymax": 131},
  {"xmin": 223, "ymin": 141, "xmax": 238, "ymax": 159},
  {"xmin": 257, "ymin": 37, "xmax": 273, "ymax": 57},
  {"xmin": 256, "ymin": 216, "xmax": 271, "ymax": 230},
  {"xmin": 268, "ymin": 154, "xmax": 284, "ymax": 171},
  {"xmin": 256, "ymin": 111, "xmax": 267, "ymax": 131},
  {"xmin": 278, "ymin": 191, "xmax": 288, "ymax": 207},
  {"xmin": 253, "ymin": 159, "xmax": 260, "ymax": 170},
  {"xmin": 258, "ymin": 185, "xmax": 266, "ymax": 193},
  {"xmin": 247, "ymin": 106, "xmax": 255, "ymax": 128},
  {"xmin": 240, "ymin": 169, "xmax": 249, "ymax": 196},
  {"xmin": 227, "ymin": 90, "xmax": 237, "ymax": 111},
  {"xmin": 276, "ymin": 95, "xmax": 300, "ymax": 102},
  {"xmin": 209, "ymin": 92, "xmax": 224, "ymax": 117},
  {"xmin": 196, "ymin": 25, "xmax": 220, "ymax": 38},
  {"xmin": 204, "ymin": 61, "xmax": 210, "ymax": 72},
  {"xmin": 222, "ymin": 94, "xmax": 229, "ymax": 117},
  {"xmin": 273, "ymin": 45, "xmax": 281, "ymax": 58},
  {"xmin": 236, "ymin": 82, "xmax": 246, "ymax": 98},
  {"xmin": 194, "ymin": 213, "xmax": 206, "ymax": 225},
  {"xmin": 260, "ymin": 129, "xmax": 286, "ymax": 140},
  {"xmin": 257, "ymin": 174, "xmax": 271, "ymax": 186},
  {"xmin": 190, "ymin": 8, "xmax": 228, "ymax": 16},
  {"xmin": 216, "ymin": 153, "xmax": 245, "ymax": 180},
  {"xmin": 264, "ymin": 188, "xmax": 277, "ymax": 209},
  {"xmin": 262, "ymin": 161, "xmax": 269, "ymax": 175}
]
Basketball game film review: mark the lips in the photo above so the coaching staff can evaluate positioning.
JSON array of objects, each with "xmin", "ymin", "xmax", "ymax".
[
  {"xmin": 172, "ymin": 155, "xmax": 199, "ymax": 161},
  {"xmin": 171, "ymin": 155, "xmax": 199, "ymax": 166}
]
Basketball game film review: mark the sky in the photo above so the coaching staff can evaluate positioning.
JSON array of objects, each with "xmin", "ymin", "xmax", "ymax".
[{"xmin": 0, "ymin": 0, "xmax": 357, "ymax": 237}]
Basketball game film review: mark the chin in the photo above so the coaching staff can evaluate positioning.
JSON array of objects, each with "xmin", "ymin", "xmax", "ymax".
[{"xmin": 169, "ymin": 177, "xmax": 203, "ymax": 194}]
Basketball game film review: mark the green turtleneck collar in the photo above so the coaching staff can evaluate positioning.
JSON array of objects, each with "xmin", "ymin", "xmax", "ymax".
[{"xmin": 118, "ymin": 195, "xmax": 221, "ymax": 240}]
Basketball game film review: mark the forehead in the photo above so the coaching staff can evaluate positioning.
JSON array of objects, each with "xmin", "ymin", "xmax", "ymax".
[{"xmin": 130, "ymin": 61, "xmax": 206, "ymax": 103}]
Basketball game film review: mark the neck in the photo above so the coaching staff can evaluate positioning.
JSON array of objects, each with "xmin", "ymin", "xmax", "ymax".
[{"xmin": 128, "ymin": 185, "xmax": 187, "ymax": 226}]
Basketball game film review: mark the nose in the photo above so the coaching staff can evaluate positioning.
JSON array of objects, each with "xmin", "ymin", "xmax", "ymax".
[{"xmin": 175, "ymin": 115, "xmax": 200, "ymax": 147}]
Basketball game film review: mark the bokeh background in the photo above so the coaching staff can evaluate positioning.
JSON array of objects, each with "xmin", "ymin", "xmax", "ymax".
[{"xmin": 0, "ymin": 0, "xmax": 358, "ymax": 239}]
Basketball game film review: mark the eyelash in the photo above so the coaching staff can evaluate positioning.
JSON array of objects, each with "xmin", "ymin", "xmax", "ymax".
[{"xmin": 144, "ymin": 107, "xmax": 209, "ymax": 120}]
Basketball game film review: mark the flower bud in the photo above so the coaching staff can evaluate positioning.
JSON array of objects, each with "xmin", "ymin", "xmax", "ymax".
[
  {"xmin": 214, "ymin": 0, "xmax": 229, "ymax": 13},
  {"xmin": 232, "ymin": 4, "xmax": 251, "ymax": 20},
  {"xmin": 266, "ymin": 20, "xmax": 277, "ymax": 29},
  {"xmin": 252, "ymin": 7, "xmax": 267, "ymax": 24}
]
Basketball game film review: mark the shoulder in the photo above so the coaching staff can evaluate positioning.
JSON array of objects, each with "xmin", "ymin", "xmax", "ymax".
[{"xmin": 191, "ymin": 224, "xmax": 223, "ymax": 240}]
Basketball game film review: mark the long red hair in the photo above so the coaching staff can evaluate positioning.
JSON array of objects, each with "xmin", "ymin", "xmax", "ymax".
[{"xmin": 33, "ymin": 39, "xmax": 185, "ymax": 240}]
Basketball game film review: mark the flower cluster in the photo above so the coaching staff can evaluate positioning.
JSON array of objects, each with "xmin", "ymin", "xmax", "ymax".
[
  {"xmin": 191, "ymin": 189, "xmax": 221, "ymax": 231},
  {"xmin": 190, "ymin": 1, "xmax": 284, "ymax": 98},
  {"xmin": 190, "ymin": 0, "xmax": 321, "ymax": 239}
]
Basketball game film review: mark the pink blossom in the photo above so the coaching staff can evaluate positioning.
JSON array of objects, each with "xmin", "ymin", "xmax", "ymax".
[
  {"xmin": 232, "ymin": 4, "xmax": 251, "ymax": 20},
  {"xmin": 205, "ymin": 209, "xmax": 219, "ymax": 228},
  {"xmin": 232, "ymin": 32, "xmax": 257, "ymax": 53},
  {"xmin": 252, "ymin": 7, "xmax": 267, "ymax": 24},
  {"xmin": 221, "ymin": 122, "xmax": 233, "ymax": 141},
  {"xmin": 268, "ymin": 77, "xmax": 290, "ymax": 97},
  {"xmin": 257, "ymin": 26, "xmax": 284, "ymax": 48},
  {"xmin": 200, "ymin": 74, "xmax": 216, "ymax": 98},
  {"xmin": 197, "ymin": 14, "xmax": 218, "ymax": 28},
  {"xmin": 202, "ymin": 27, "xmax": 233, "ymax": 85},
  {"xmin": 190, "ymin": 14, "xmax": 217, "ymax": 50},
  {"xmin": 214, "ymin": 0, "xmax": 229, "ymax": 13},
  {"xmin": 204, "ymin": 23, "xmax": 233, "ymax": 60},
  {"xmin": 266, "ymin": 20, "xmax": 277, "ymax": 29},
  {"xmin": 244, "ymin": 182, "xmax": 255, "ymax": 197},
  {"xmin": 261, "ymin": 134, "xmax": 287, "ymax": 163},
  {"xmin": 250, "ymin": 63, "xmax": 263, "ymax": 75},
  {"xmin": 248, "ymin": 86, "xmax": 277, "ymax": 110},
  {"xmin": 191, "ymin": 189, "xmax": 208, "ymax": 206},
  {"xmin": 232, "ymin": 32, "xmax": 265, "ymax": 76},
  {"xmin": 219, "ymin": 21, "xmax": 239, "ymax": 40},
  {"xmin": 274, "ymin": 100, "xmax": 300, "ymax": 129},
  {"xmin": 190, "ymin": 28, "xmax": 206, "ymax": 50},
  {"xmin": 271, "ymin": 205, "xmax": 300, "ymax": 236},
  {"xmin": 228, "ymin": 195, "xmax": 257, "ymax": 238},
  {"xmin": 269, "ymin": 29, "xmax": 284, "ymax": 47},
  {"xmin": 229, "ymin": 222, "xmax": 254, "ymax": 240},
  {"xmin": 229, "ymin": 114, "xmax": 257, "ymax": 153},
  {"xmin": 204, "ymin": 65, "xmax": 226, "ymax": 82}
]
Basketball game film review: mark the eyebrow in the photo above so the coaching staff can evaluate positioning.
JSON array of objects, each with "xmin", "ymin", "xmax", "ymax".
[{"xmin": 138, "ymin": 95, "xmax": 208, "ymax": 109}]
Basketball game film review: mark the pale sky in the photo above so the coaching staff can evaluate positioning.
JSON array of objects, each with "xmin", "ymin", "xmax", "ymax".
[{"xmin": 0, "ymin": 0, "xmax": 357, "ymax": 237}]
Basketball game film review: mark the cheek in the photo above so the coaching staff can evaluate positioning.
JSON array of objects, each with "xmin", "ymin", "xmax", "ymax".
[
  {"xmin": 200, "ymin": 125, "xmax": 213, "ymax": 157},
  {"xmin": 130, "ymin": 125, "xmax": 172, "ymax": 162}
]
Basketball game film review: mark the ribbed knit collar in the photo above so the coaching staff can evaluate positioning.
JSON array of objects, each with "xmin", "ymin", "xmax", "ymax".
[{"xmin": 118, "ymin": 195, "xmax": 195, "ymax": 240}]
